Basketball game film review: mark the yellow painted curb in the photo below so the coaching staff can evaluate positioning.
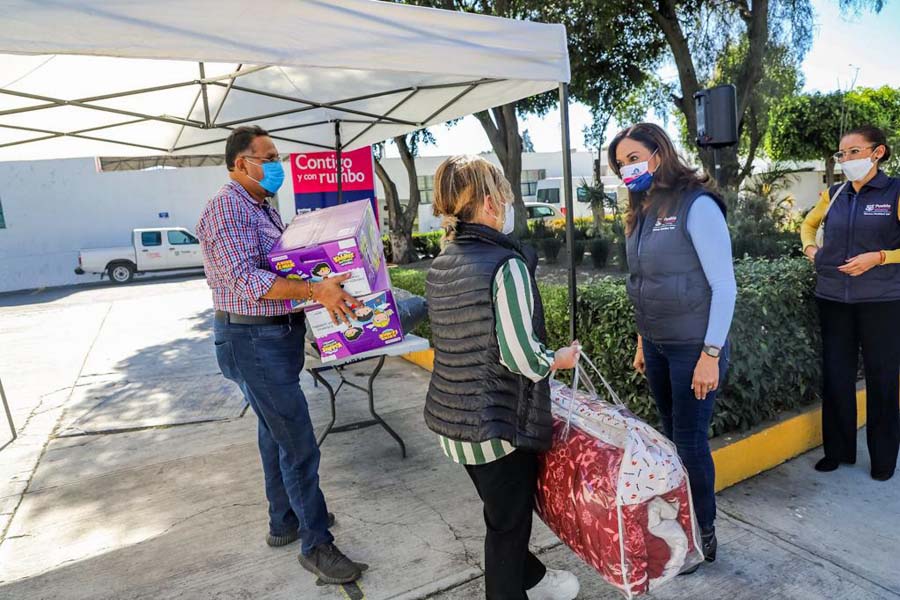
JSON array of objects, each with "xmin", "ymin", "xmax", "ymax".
[
  {"xmin": 402, "ymin": 348, "xmax": 434, "ymax": 371},
  {"xmin": 711, "ymin": 389, "xmax": 866, "ymax": 491},
  {"xmin": 400, "ymin": 349, "xmax": 865, "ymax": 493}
]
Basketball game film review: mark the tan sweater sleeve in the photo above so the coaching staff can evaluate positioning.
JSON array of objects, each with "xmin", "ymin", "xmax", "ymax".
[{"xmin": 800, "ymin": 189, "xmax": 831, "ymax": 251}]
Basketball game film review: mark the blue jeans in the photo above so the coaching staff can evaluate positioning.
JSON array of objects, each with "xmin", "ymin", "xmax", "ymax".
[
  {"xmin": 214, "ymin": 316, "xmax": 333, "ymax": 555},
  {"xmin": 642, "ymin": 340, "xmax": 730, "ymax": 530}
]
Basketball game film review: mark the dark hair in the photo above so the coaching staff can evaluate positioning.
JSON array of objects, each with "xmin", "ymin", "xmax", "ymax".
[
  {"xmin": 607, "ymin": 123, "xmax": 713, "ymax": 235},
  {"xmin": 226, "ymin": 125, "xmax": 269, "ymax": 171},
  {"xmin": 843, "ymin": 125, "xmax": 892, "ymax": 163}
]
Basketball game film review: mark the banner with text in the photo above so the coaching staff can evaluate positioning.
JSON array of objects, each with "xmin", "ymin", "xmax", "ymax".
[{"xmin": 290, "ymin": 146, "xmax": 377, "ymax": 217}]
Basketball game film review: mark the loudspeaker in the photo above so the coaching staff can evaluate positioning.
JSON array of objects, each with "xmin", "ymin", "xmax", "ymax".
[{"xmin": 694, "ymin": 85, "xmax": 738, "ymax": 148}]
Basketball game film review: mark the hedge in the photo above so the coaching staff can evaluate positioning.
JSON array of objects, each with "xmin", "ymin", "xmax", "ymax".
[{"xmin": 390, "ymin": 257, "xmax": 822, "ymax": 437}]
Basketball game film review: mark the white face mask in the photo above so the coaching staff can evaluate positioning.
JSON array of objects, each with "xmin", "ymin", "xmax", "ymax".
[
  {"xmin": 501, "ymin": 202, "xmax": 515, "ymax": 235},
  {"xmin": 840, "ymin": 156, "xmax": 876, "ymax": 182}
]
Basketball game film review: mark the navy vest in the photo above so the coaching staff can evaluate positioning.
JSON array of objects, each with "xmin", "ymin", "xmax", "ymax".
[
  {"xmin": 625, "ymin": 189, "xmax": 726, "ymax": 345},
  {"xmin": 424, "ymin": 223, "xmax": 552, "ymax": 452},
  {"xmin": 815, "ymin": 171, "xmax": 900, "ymax": 303}
]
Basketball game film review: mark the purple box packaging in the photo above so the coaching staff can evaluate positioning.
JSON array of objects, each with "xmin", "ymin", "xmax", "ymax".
[
  {"xmin": 305, "ymin": 289, "xmax": 404, "ymax": 362},
  {"xmin": 267, "ymin": 199, "xmax": 388, "ymax": 311}
]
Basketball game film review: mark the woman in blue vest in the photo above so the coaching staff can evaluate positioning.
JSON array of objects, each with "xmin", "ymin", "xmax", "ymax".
[
  {"xmin": 800, "ymin": 125, "xmax": 900, "ymax": 481},
  {"xmin": 608, "ymin": 123, "xmax": 737, "ymax": 573}
]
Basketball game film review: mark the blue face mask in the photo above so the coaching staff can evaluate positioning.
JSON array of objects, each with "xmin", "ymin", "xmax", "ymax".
[
  {"xmin": 621, "ymin": 150, "xmax": 657, "ymax": 193},
  {"xmin": 247, "ymin": 159, "xmax": 285, "ymax": 195}
]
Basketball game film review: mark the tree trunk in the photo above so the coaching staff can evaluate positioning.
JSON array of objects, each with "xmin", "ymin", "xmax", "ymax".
[
  {"xmin": 474, "ymin": 102, "xmax": 527, "ymax": 236},
  {"xmin": 825, "ymin": 155, "xmax": 836, "ymax": 188},
  {"xmin": 373, "ymin": 152, "xmax": 417, "ymax": 264},
  {"xmin": 590, "ymin": 200, "xmax": 605, "ymax": 236},
  {"xmin": 648, "ymin": 0, "xmax": 769, "ymax": 191}
]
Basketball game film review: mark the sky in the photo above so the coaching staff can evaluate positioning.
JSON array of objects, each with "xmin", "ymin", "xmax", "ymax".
[{"xmin": 392, "ymin": 0, "xmax": 900, "ymax": 158}]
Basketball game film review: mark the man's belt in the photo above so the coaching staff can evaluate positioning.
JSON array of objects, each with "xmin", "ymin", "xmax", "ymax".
[{"xmin": 214, "ymin": 310, "xmax": 300, "ymax": 325}]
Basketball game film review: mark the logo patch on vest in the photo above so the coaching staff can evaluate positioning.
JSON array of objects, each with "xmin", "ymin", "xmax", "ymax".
[
  {"xmin": 652, "ymin": 216, "xmax": 678, "ymax": 232},
  {"xmin": 863, "ymin": 203, "xmax": 892, "ymax": 217}
]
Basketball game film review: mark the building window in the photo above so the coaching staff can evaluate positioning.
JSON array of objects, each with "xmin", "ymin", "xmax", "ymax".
[
  {"xmin": 521, "ymin": 169, "xmax": 546, "ymax": 197},
  {"xmin": 417, "ymin": 175, "xmax": 434, "ymax": 204},
  {"xmin": 0, "ymin": 196, "xmax": 5, "ymax": 229}
]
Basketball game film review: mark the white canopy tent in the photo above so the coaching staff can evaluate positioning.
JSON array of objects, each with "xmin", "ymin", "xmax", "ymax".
[
  {"xmin": 0, "ymin": 1, "xmax": 581, "ymax": 441},
  {"xmin": 0, "ymin": 0, "xmax": 570, "ymax": 160}
]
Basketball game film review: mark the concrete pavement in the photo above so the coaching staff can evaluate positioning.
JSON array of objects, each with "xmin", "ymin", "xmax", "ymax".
[{"xmin": 0, "ymin": 277, "xmax": 898, "ymax": 600}]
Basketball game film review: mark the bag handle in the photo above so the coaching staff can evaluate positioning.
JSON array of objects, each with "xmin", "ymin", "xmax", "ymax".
[
  {"xmin": 579, "ymin": 353, "xmax": 626, "ymax": 408},
  {"xmin": 555, "ymin": 351, "xmax": 626, "ymax": 439},
  {"xmin": 816, "ymin": 182, "xmax": 849, "ymax": 248}
]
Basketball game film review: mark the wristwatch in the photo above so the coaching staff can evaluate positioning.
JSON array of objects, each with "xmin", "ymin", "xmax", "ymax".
[{"xmin": 702, "ymin": 344, "xmax": 722, "ymax": 358}]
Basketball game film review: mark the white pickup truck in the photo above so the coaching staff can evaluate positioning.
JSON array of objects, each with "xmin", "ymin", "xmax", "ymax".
[{"xmin": 75, "ymin": 228, "xmax": 204, "ymax": 284}]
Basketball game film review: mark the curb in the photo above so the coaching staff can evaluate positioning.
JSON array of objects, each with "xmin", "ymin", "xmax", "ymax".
[
  {"xmin": 711, "ymin": 388, "xmax": 866, "ymax": 491},
  {"xmin": 401, "ymin": 348, "xmax": 864, "ymax": 493}
]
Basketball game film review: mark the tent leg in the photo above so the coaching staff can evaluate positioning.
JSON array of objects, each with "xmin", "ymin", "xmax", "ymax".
[
  {"xmin": 335, "ymin": 121, "xmax": 343, "ymax": 204},
  {"xmin": 0, "ymin": 376, "xmax": 16, "ymax": 450},
  {"xmin": 559, "ymin": 83, "xmax": 577, "ymax": 342}
]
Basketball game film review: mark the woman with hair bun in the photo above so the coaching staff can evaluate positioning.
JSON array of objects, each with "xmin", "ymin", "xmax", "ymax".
[{"xmin": 801, "ymin": 125, "xmax": 900, "ymax": 482}]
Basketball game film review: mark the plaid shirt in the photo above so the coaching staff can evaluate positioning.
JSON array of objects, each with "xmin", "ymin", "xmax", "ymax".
[{"xmin": 196, "ymin": 180, "xmax": 289, "ymax": 316}]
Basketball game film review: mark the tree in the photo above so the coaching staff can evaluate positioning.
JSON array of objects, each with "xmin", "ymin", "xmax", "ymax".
[
  {"xmin": 373, "ymin": 129, "xmax": 436, "ymax": 264},
  {"xmin": 399, "ymin": 0, "xmax": 665, "ymax": 235},
  {"xmin": 767, "ymin": 87, "xmax": 900, "ymax": 187},
  {"xmin": 708, "ymin": 40, "xmax": 803, "ymax": 183},
  {"xmin": 630, "ymin": 0, "xmax": 884, "ymax": 190}
]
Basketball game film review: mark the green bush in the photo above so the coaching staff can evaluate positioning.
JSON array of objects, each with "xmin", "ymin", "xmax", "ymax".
[
  {"xmin": 590, "ymin": 237, "xmax": 610, "ymax": 268},
  {"xmin": 389, "ymin": 267, "xmax": 431, "ymax": 340},
  {"xmin": 541, "ymin": 237, "xmax": 563, "ymax": 263},
  {"xmin": 572, "ymin": 240, "xmax": 586, "ymax": 265},
  {"xmin": 390, "ymin": 257, "xmax": 822, "ymax": 438},
  {"xmin": 409, "ymin": 231, "xmax": 443, "ymax": 259},
  {"xmin": 382, "ymin": 235, "xmax": 393, "ymax": 263},
  {"xmin": 529, "ymin": 219, "xmax": 551, "ymax": 240}
]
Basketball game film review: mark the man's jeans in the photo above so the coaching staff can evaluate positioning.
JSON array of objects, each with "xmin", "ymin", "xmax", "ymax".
[
  {"xmin": 214, "ymin": 316, "xmax": 333, "ymax": 555},
  {"xmin": 642, "ymin": 340, "xmax": 730, "ymax": 530}
]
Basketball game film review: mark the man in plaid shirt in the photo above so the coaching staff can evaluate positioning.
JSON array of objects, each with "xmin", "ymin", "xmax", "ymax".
[{"xmin": 197, "ymin": 126, "xmax": 363, "ymax": 585}]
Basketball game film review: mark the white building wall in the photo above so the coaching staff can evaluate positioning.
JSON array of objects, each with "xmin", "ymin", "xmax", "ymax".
[
  {"xmin": 0, "ymin": 158, "xmax": 295, "ymax": 293},
  {"xmin": 373, "ymin": 150, "xmax": 598, "ymax": 203}
]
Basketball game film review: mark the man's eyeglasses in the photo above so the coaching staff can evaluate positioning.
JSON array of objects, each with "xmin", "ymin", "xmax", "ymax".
[
  {"xmin": 241, "ymin": 154, "xmax": 282, "ymax": 163},
  {"xmin": 832, "ymin": 145, "xmax": 877, "ymax": 162}
]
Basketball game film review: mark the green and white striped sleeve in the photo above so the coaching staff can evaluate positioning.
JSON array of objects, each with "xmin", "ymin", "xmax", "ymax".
[{"xmin": 493, "ymin": 257, "xmax": 555, "ymax": 383}]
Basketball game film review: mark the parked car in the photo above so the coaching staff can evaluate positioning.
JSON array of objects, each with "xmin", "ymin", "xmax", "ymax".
[
  {"xmin": 524, "ymin": 202, "xmax": 564, "ymax": 222},
  {"xmin": 75, "ymin": 228, "xmax": 203, "ymax": 284},
  {"xmin": 534, "ymin": 176, "xmax": 623, "ymax": 218}
]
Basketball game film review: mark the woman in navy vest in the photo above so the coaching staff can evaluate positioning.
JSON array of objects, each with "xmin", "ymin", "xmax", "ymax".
[
  {"xmin": 608, "ymin": 123, "xmax": 737, "ymax": 573},
  {"xmin": 801, "ymin": 125, "xmax": 900, "ymax": 481}
]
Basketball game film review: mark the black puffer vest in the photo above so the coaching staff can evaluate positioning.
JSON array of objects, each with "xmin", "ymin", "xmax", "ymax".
[{"xmin": 424, "ymin": 223, "xmax": 552, "ymax": 452}]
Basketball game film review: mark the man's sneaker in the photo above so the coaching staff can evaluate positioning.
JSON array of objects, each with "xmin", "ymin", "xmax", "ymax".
[
  {"xmin": 527, "ymin": 569, "xmax": 580, "ymax": 600},
  {"xmin": 298, "ymin": 543, "xmax": 362, "ymax": 585},
  {"xmin": 266, "ymin": 512, "xmax": 336, "ymax": 547}
]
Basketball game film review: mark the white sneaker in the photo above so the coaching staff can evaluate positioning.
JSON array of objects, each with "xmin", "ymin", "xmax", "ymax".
[{"xmin": 526, "ymin": 568, "xmax": 580, "ymax": 600}]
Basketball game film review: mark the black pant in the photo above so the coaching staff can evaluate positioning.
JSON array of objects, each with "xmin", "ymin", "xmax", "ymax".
[
  {"xmin": 818, "ymin": 298, "xmax": 900, "ymax": 474},
  {"xmin": 464, "ymin": 450, "xmax": 547, "ymax": 600}
]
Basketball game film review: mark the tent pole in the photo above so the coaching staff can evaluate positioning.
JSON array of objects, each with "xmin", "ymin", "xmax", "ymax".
[
  {"xmin": 0, "ymin": 376, "xmax": 16, "ymax": 450},
  {"xmin": 335, "ymin": 120, "xmax": 343, "ymax": 204},
  {"xmin": 559, "ymin": 83, "xmax": 577, "ymax": 342}
]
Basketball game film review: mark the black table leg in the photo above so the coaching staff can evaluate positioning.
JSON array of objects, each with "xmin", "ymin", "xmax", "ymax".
[
  {"xmin": 307, "ymin": 355, "xmax": 407, "ymax": 458},
  {"xmin": 310, "ymin": 368, "xmax": 337, "ymax": 448},
  {"xmin": 366, "ymin": 356, "xmax": 406, "ymax": 458}
]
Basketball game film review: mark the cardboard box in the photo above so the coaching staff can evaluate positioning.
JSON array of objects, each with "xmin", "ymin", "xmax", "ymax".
[
  {"xmin": 267, "ymin": 199, "xmax": 388, "ymax": 311},
  {"xmin": 305, "ymin": 289, "xmax": 404, "ymax": 362}
]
